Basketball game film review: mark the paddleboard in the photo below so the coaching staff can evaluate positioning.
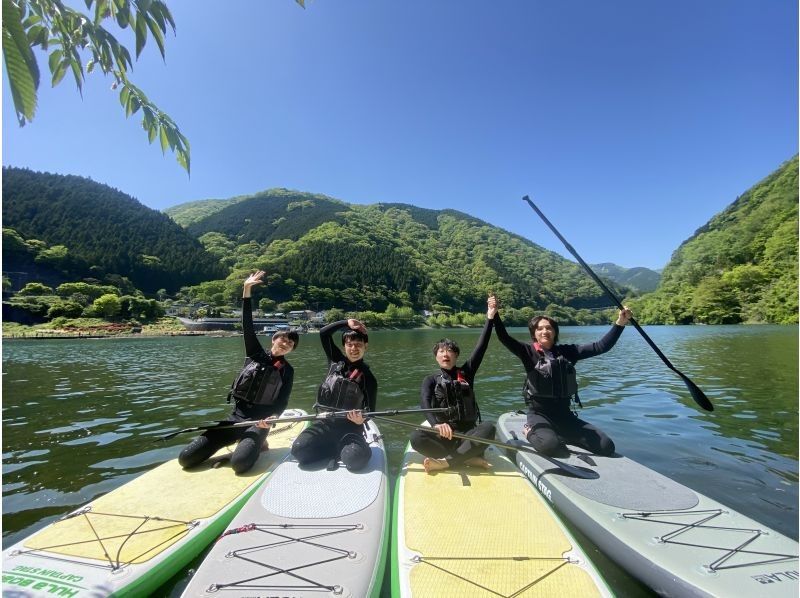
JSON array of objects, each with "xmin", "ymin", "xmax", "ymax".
[
  {"xmin": 1, "ymin": 408, "xmax": 307, "ymax": 598},
  {"xmin": 392, "ymin": 422, "xmax": 612, "ymax": 597},
  {"xmin": 497, "ymin": 411, "xmax": 799, "ymax": 597},
  {"xmin": 181, "ymin": 418, "xmax": 389, "ymax": 597}
]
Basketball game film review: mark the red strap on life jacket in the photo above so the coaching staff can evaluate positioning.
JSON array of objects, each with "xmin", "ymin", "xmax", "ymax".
[
  {"xmin": 272, "ymin": 358, "xmax": 283, "ymax": 369},
  {"xmin": 348, "ymin": 368, "xmax": 362, "ymax": 382},
  {"xmin": 456, "ymin": 369, "xmax": 467, "ymax": 383}
]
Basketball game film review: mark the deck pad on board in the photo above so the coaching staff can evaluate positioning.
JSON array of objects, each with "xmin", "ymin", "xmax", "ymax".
[
  {"xmin": 181, "ymin": 419, "xmax": 389, "ymax": 598},
  {"xmin": 261, "ymin": 447, "xmax": 384, "ymax": 518},
  {"xmin": 502, "ymin": 412, "xmax": 698, "ymax": 511},
  {"xmin": 394, "ymin": 429, "xmax": 611, "ymax": 598},
  {"xmin": 497, "ymin": 411, "xmax": 799, "ymax": 597}
]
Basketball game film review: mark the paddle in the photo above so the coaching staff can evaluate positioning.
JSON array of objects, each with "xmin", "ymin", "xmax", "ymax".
[
  {"xmin": 156, "ymin": 407, "xmax": 452, "ymax": 442},
  {"xmin": 372, "ymin": 415, "xmax": 598, "ymax": 479},
  {"xmin": 522, "ymin": 195, "xmax": 714, "ymax": 412}
]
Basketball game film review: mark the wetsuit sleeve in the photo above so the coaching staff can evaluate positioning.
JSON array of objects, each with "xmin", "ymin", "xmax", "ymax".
[
  {"xmin": 273, "ymin": 364, "xmax": 294, "ymax": 414},
  {"xmin": 492, "ymin": 313, "xmax": 531, "ymax": 364},
  {"xmin": 242, "ymin": 298, "xmax": 265, "ymax": 358},
  {"xmin": 462, "ymin": 317, "xmax": 494, "ymax": 376},
  {"xmin": 564, "ymin": 324, "xmax": 625, "ymax": 363},
  {"xmin": 319, "ymin": 320, "xmax": 348, "ymax": 363},
  {"xmin": 419, "ymin": 375, "xmax": 439, "ymax": 425}
]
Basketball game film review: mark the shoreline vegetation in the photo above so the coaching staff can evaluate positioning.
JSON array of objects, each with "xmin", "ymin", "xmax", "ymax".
[{"xmin": 3, "ymin": 315, "xmax": 790, "ymax": 341}]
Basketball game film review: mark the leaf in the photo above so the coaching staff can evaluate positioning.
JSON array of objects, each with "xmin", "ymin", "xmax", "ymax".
[
  {"xmin": 159, "ymin": 125, "xmax": 169, "ymax": 153},
  {"xmin": 51, "ymin": 59, "xmax": 69, "ymax": 86},
  {"xmin": 146, "ymin": 14, "xmax": 165, "ymax": 59},
  {"xmin": 119, "ymin": 83, "xmax": 130, "ymax": 107},
  {"xmin": 128, "ymin": 94, "xmax": 140, "ymax": 115},
  {"xmin": 48, "ymin": 49, "xmax": 63, "ymax": 73},
  {"xmin": 2, "ymin": 0, "xmax": 40, "ymax": 123},
  {"xmin": 134, "ymin": 9, "xmax": 147, "ymax": 57},
  {"xmin": 116, "ymin": 3, "xmax": 130, "ymax": 28}
]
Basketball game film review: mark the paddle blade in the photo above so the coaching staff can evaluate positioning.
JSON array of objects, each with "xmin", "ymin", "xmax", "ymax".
[{"xmin": 678, "ymin": 370, "xmax": 714, "ymax": 412}]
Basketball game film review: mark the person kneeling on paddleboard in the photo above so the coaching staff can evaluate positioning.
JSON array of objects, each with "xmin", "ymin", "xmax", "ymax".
[
  {"xmin": 489, "ymin": 295, "xmax": 631, "ymax": 457},
  {"xmin": 178, "ymin": 271, "xmax": 298, "ymax": 474},
  {"xmin": 291, "ymin": 319, "xmax": 377, "ymax": 472},
  {"xmin": 411, "ymin": 305, "xmax": 496, "ymax": 474}
]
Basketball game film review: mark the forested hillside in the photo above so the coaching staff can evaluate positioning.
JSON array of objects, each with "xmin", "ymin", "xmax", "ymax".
[
  {"xmin": 633, "ymin": 157, "xmax": 798, "ymax": 324},
  {"xmin": 3, "ymin": 168, "xmax": 225, "ymax": 293},
  {"xmin": 171, "ymin": 191, "xmax": 627, "ymax": 316},
  {"xmin": 591, "ymin": 263, "xmax": 661, "ymax": 293}
]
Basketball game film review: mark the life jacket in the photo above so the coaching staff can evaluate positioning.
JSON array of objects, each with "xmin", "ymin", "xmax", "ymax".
[
  {"xmin": 227, "ymin": 355, "xmax": 284, "ymax": 406},
  {"xmin": 433, "ymin": 368, "xmax": 480, "ymax": 424},
  {"xmin": 522, "ymin": 342, "xmax": 581, "ymax": 412},
  {"xmin": 316, "ymin": 361, "xmax": 367, "ymax": 411}
]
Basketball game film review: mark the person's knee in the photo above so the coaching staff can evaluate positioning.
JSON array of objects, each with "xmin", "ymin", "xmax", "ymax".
[
  {"xmin": 409, "ymin": 431, "xmax": 429, "ymax": 453},
  {"xmin": 178, "ymin": 437, "xmax": 210, "ymax": 468},
  {"xmin": 340, "ymin": 442, "xmax": 370, "ymax": 471},
  {"xmin": 527, "ymin": 430, "xmax": 560, "ymax": 455},
  {"xmin": 479, "ymin": 422, "xmax": 496, "ymax": 439},
  {"xmin": 291, "ymin": 436, "xmax": 315, "ymax": 464},
  {"xmin": 597, "ymin": 437, "xmax": 615, "ymax": 456},
  {"xmin": 231, "ymin": 439, "xmax": 259, "ymax": 474}
]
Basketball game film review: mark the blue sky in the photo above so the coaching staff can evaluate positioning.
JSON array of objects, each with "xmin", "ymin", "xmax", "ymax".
[{"xmin": 3, "ymin": 1, "xmax": 797, "ymax": 270}]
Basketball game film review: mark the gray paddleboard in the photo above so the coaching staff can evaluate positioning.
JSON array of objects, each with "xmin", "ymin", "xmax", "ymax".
[
  {"xmin": 498, "ymin": 412, "xmax": 799, "ymax": 597},
  {"xmin": 182, "ymin": 419, "xmax": 389, "ymax": 598}
]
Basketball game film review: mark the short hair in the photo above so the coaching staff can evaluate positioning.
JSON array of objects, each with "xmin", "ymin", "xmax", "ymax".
[
  {"xmin": 272, "ymin": 330, "xmax": 299, "ymax": 348},
  {"xmin": 342, "ymin": 329, "xmax": 368, "ymax": 345},
  {"xmin": 527, "ymin": 315, "xmax": 559, "ymax": 344},
  {"xmin": 432, "ymin": 338, "xmax": 460, "ymax": 357}
]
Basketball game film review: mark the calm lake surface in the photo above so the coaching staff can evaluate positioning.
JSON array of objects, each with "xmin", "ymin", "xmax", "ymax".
[{"xmin": 3, "ymin": 325, "xmax": 798, "ymax": 596}]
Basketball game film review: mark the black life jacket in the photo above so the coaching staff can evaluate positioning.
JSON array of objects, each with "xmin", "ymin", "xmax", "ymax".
[
  {"xmin": 433, "ymin": 368, "xmax": 479, "ymax": 424},
  {"xmin": 522, "ymin": 342, "xmax": 580, "ymax": 412},
  {"xmin": 316, "ymin": 361, "xmax": 366, "ymax": 411},
  {"xmin": 227, "ymin": 355, "xmax": 284, "ymax": 406}
]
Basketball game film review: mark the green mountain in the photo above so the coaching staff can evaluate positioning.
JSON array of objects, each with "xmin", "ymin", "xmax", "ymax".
[
  {"xmin": 168, "ymin": 190, "xmax": 627, "ymax": 315},
  {"xmin": 591, "ymin": 263, "xmax": 661, "ymax": 293},
  {"xmin": 2, "ymin": 167, "xmax": 226, "ymax": 294},
  {"xmin": 634, "ymin": 157, "xmax": 798, "ymax": 324}
]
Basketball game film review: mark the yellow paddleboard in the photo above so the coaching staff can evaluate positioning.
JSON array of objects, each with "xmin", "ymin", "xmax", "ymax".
[
  {"xmin": 2, "ymin": 410, "xmax": 306, "ymax": 597},
  {"xmin": 392, "ymin": 433, "xmax": 611, "ymax": 597}
]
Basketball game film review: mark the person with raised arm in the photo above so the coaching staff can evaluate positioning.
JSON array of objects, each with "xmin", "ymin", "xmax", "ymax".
[
  {"xmin": 291, "ymin": 318, "xmax": 376, "ymax": 471},
  {"xmin": 178, "ymin": 271, "xmax": 298, "ymax": 474},
  {"xmin": 489, "ymin": 295, "xmax": 631, "ymax": 457},
  {"xmin": 411, "ymin": 308, "xmax": 496, "ymax": 474}
]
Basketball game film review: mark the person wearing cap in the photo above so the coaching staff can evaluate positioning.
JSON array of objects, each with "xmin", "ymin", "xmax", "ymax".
[
  {"xmin": 290, "ymin": 318, "xmax": 377, "ymax": 471},
  {"xmin": 179, "ymin": 271, "xmax": 298, "ymax": 474},
  {"xmin": 488, "ymin": 295, "xmax": 631, "ymax": 457}
]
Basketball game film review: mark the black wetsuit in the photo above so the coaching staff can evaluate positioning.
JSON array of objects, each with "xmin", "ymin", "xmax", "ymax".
[
  {"xmin": 179, "ymin": 298, "xmax": 294, "ymax": 473},
  {"xmin": 291, "ymin": 321, "xmax": 377, "ymax": 471},
  {"xmin": 410, "ymin": 317, "xmax": 496, "ymax": 465},
  {"xmin": 493, "ymin": 313, "xmax": 623, "ymax": 457}
]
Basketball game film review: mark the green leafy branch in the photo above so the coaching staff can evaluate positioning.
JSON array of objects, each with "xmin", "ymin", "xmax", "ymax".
[{"xmin": 2, "ymin": 0, "xmax": 190, "ymax": 173}]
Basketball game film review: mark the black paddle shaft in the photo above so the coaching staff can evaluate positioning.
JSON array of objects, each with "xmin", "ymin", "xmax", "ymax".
[{"xmin": 521, "ymin": 195, "xmax": 713, "ymax": 412}]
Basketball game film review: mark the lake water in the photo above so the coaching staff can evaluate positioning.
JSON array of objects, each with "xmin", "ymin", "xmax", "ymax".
[{"xmin": 3, "ymin": 325, "xmax": 798, "ymax": 596}]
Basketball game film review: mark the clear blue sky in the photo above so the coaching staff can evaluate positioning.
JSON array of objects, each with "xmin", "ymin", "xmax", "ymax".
[{"xmin": 3, "ymin": 1, "xmax": 797, "ymax": 270}]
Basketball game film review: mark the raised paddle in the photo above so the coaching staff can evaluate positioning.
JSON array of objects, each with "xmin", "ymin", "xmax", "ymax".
[
  {"xmin": 372, "ymin": 415, "xmax": 598, "ymax": 479},
  {"xmin": 156, "ymin": 407, "xmax": 452, "ymax": 442},
  {"xmin": 522, "ymin": 195, "xmax": 714, "ymax": 412}
]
